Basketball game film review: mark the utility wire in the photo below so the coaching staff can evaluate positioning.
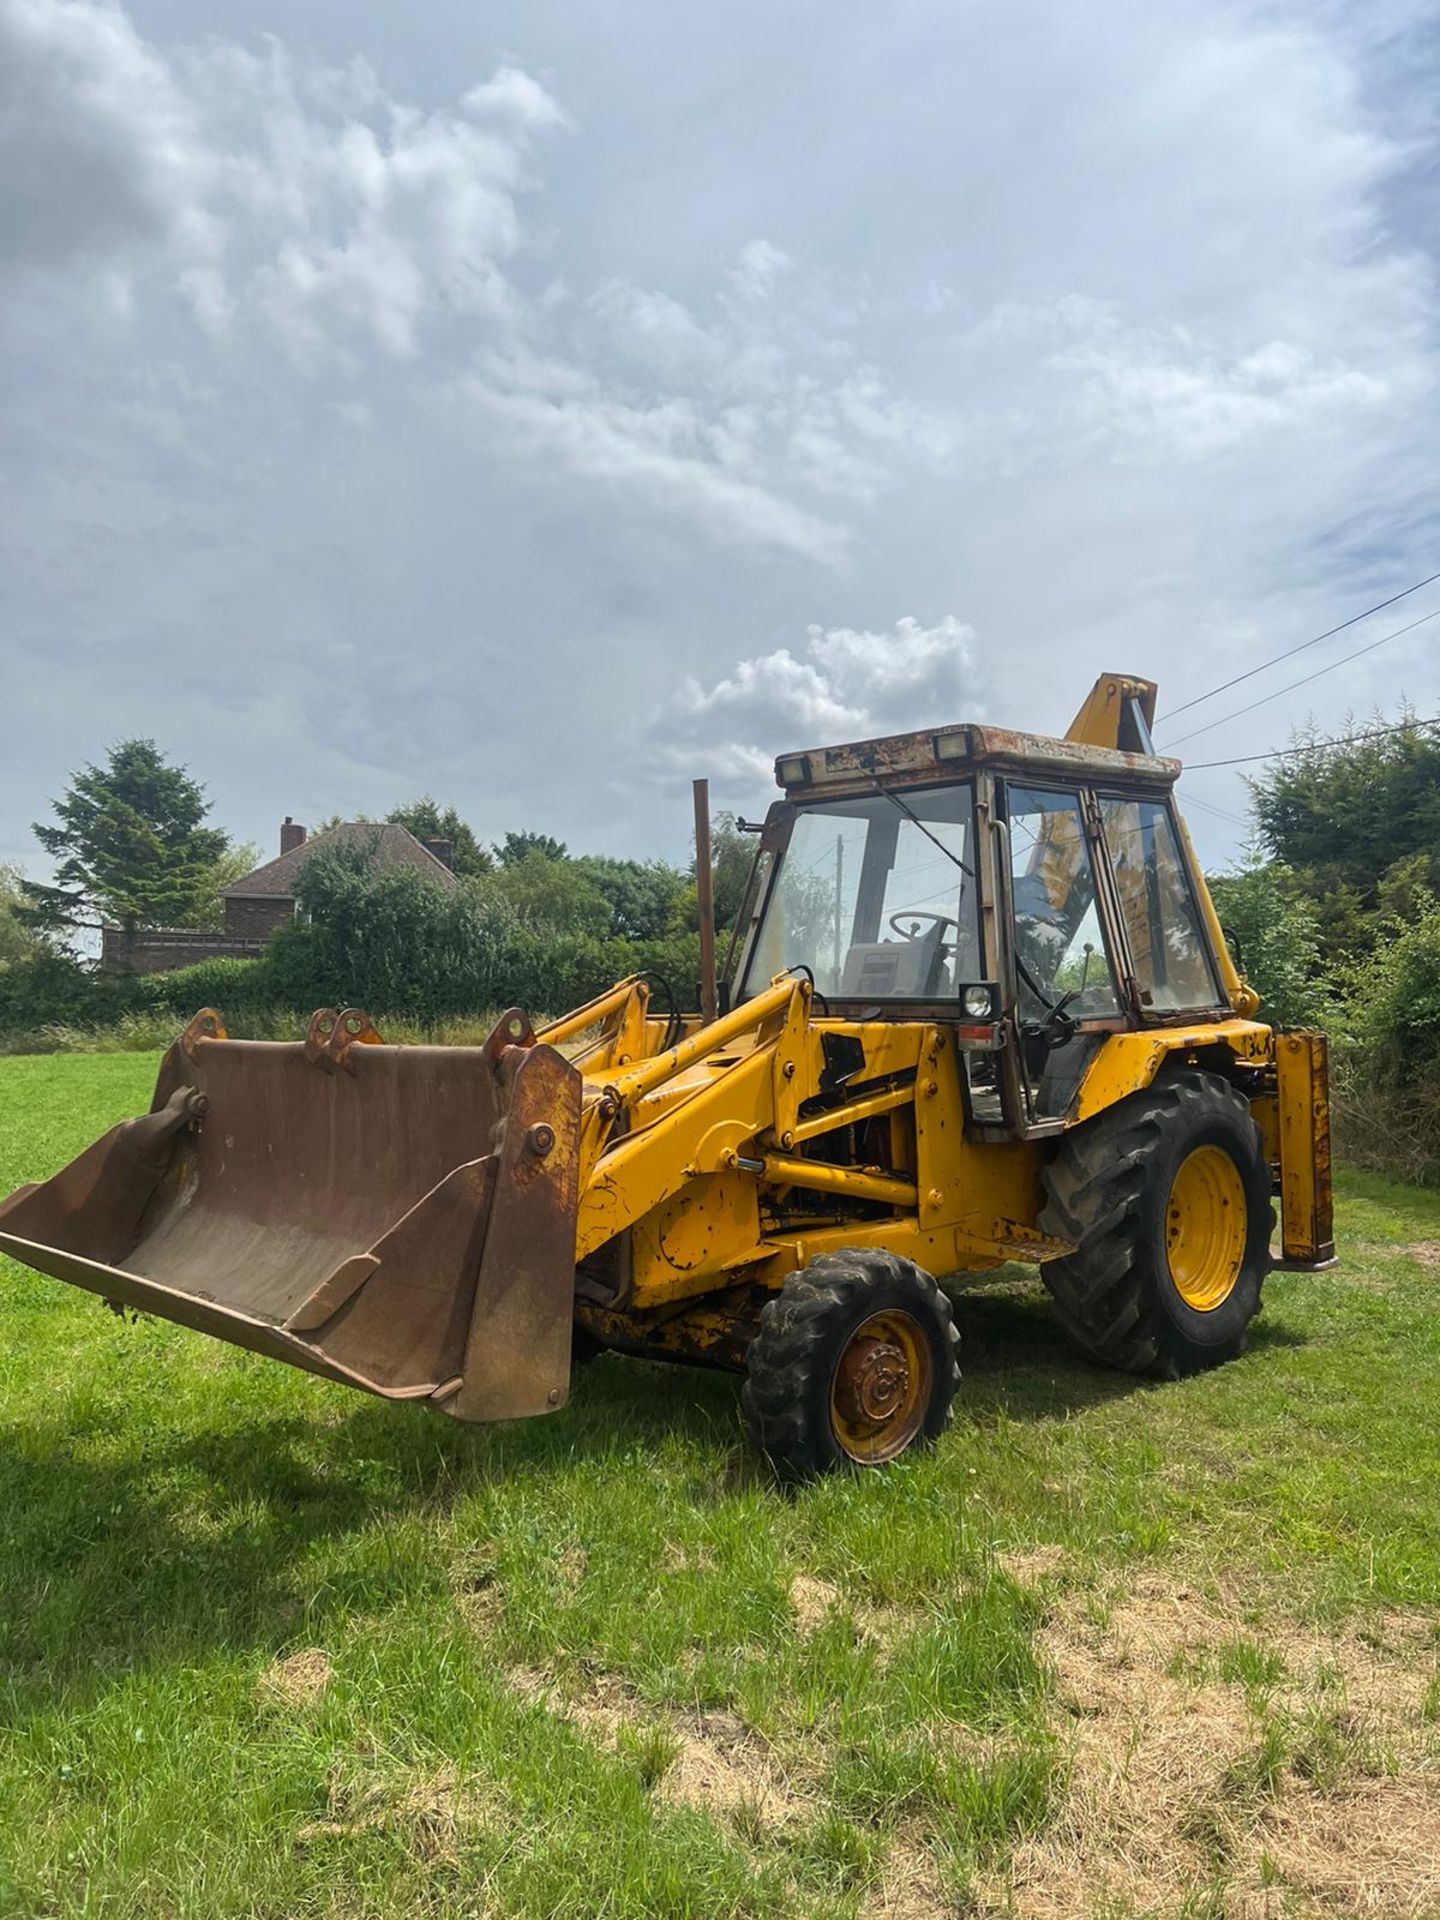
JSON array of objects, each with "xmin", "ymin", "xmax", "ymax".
[
  {"xmin": 1186, "ymin": 713, "xmax": 1440, "ymax": 770},
  {"xmin": 1160, "ymin": 567, "xmax": 1440, "ymax": 728},
  {"xmin": 1163, "ymin": 605, "xmax": 1440, "ymax": 749},
  {"xmin": 1183, "ymin": 792, "xmax": 1250, "ymax": 827}
]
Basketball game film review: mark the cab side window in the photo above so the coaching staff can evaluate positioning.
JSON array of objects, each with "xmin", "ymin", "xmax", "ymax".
[
  {"xmin": 1099, "ymin": 797, "xmax": 1221, "ymax": 1012},
  {"xmin": 1005, "ymin": 786, "xmax": 1120, "ymax": 1018}
]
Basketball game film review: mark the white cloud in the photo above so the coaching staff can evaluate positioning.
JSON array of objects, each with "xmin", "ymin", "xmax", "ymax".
[
  {"xmin": 0, "ymin": 0, "xmax": 204, "ymax": 275},
  {"xmin": 1054, "ymin": 328, "xmax": 1394, "ymax": 459},
  {"xmin": 463, "ymin": 374, "xmax": 848, "ymax": 562},
  {"xmin": 461, "ymin": 64, "xmax": 571, "ymax": 133},
  {"xmin": 0, "ymin": 1, "xmax": 952, "ymax": 557},
  {"xmin": 653, "ymin": 616, "xmax": 983, "ymax": 786},
  {"xmin": 728, "ymin": 237, "xmax": 792, "ymax": 303},
  {"xmin": 0, "ymin": 0, "xmax": 563, "ymax": 359},
  {"xmin": 466, "ymin": 250, "xmax": 961, "ymax": 550}
]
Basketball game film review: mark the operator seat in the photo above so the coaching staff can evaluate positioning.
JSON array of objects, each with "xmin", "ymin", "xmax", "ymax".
[{"xmin": 840, "ymin": 921, "xmax": 949, "ymax": 998}]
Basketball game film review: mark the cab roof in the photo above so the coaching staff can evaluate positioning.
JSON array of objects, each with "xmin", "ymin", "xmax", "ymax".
[{"xmin": 773, "ymin": 721, "xmax": 1181, "ymax": 798}]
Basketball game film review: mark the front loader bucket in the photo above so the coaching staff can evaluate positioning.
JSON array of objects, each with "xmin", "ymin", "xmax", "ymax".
[{"xmin": 0, "ymin": 1011, "xmax": 582, "ymax": 1423}]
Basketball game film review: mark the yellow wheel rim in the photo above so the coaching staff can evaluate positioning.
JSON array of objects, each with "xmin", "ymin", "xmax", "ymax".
[
  {"xmin": 1165, "ymin": 1145, "xmax": 1247, "ymax": 1311},
  {"xmin": 829, "ymin": 1310, "xmax": 933, "ymax": 1464}
]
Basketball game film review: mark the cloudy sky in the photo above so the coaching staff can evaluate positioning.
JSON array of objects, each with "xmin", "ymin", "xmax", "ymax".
[{"xmin": 3, "ymin": 0, "xmax": 1437, "ymax": 876}]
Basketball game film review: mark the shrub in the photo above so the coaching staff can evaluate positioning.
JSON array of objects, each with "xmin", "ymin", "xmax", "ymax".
[
  {"xmin": 1347, "ymin": 894, "xmax": 1440, "ymax": 1087},
  {"xmin": 1207, "ymin": 859, "xmax": 1338, "ymax": 1031}
]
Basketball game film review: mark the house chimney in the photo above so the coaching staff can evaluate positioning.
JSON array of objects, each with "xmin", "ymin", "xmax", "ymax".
[
  {"xmin": 422, "ymin": 836, "xmax": 454, "ymax": 871},
  {"xmin": 281, "ymin": 816, "xmax": 307, "ymax": 856}
]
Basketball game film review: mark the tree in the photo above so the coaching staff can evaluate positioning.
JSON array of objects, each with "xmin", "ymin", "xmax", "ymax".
[
  {"xmin": 709, "ymin": 812, "xmax": 758, "ymax": 933},
  {"xmin": 668, "ymin": 811, "xmax": 761, "ymax": 944},
  {"xmin": 0, "ymin": 864, "xmax": 40, "ymax": 967},
  {"xmin": 1206, "ymin": 857, "xmax": 1337, "ymax": 1030},
  {"xmin": 1350, "ymin": 892, "xmax": 1440, "ymax": 1086},
  {"xmin": 494, "ymin": 829, "xmax": 567, "ymax": 867},
  {"xmin": 194, "ymin": 842, "xmax": 262, "ymax": 931},
  {"xmin": 572, "ymin": 855, "xmax": 687, "ymax": 941},
  {"xmin": 480, "ymin": 852, "xmax": 612, "ymax": 938},
  {"xmin": 24, "ymin": 740, "xmax": 232, "ymax": 941},
  {"xmin": 386, "ymin": 797, "xmax": 494, "ymax": 878},
  {"xmin": 1248, "ymin": 712, "xmax": 1440, "ymax": 961}
]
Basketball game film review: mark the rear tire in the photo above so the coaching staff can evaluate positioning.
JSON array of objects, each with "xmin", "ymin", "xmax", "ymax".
[
  {"xmin": 1038, "ymin": 1072, "xmax": 1272, "ymax": 1378},
  {"xmin": 741, "ymin": 1250, "xmax": 960, "ymax": 1480}
]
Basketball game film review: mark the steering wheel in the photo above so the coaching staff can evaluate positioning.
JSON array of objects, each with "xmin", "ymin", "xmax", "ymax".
[{"xmin": 888, "ymin": 909, "xmax": 959, "ymax": 941}]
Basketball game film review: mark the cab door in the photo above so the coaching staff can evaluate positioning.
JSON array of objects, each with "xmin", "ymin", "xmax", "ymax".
[{"xmin": 998, "ymin": 781, "xmax": 1128, "ymax": 1126}]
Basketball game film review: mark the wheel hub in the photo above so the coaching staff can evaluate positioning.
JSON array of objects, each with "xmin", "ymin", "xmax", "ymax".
[
  {"xmin": 1165, "ymin": 1144, "xmax": 1247, "ymax": 1312},
  {"xmin": 838, "ymin": 1336, "xmax": 908, "ymax": 1423},
  {"xmin": 829, "ymin": 1310, "xmax": 934, "ymax": 1464}
]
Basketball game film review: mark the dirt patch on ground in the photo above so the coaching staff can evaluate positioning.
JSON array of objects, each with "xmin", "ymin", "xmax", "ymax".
[
  {"xmin": 861, "ymin": 1833, "xmax": 951, "ymax": 1920},
  {"xmin": 506, "ymin": 1666, "xmax": 804, "ymax": 1827},
  {"xmin": 570, "ymin": 1672, "xmax": 644, "ymax": 1745},
  {"xmin": 655, "ymin": 1709, "xmax": 802, "ymax": 1825},
  {"xmin": 557, "ymin": 1544, "xmax": 588, "ymax": 1589},
  {"xmin": 979, "ymin": 1574, "xmax": 1440, "ymax": 1918},
  {"xmin": 790, "ymin": 1573, "xmax": 843, "ymax": 1632},
  {"xmin": 299, "ymin": 1758, "xmax": 502, "ymax": 1862},
  {"xmin": 997, "ymin": 1545, "xmax": 1072, "ymax": 1588},
  {"xmin": 787, "ymin": 1568, "xmax": 936, "ymax": 1648},
  {"xmin": 261, "ymin": 1647, "xmax": 333, "ymax": 1707},
  {"xmin": 451, "ymin": 1544, "xmax": 505, "ymax": 1632},
  {"xmin": 1403, "ymin": 1241, "xmax": 1440, "ymax": 1274},
  {"xmin": 661, "ymin": 1541, "xmax": 718, "ymax": 1574}
]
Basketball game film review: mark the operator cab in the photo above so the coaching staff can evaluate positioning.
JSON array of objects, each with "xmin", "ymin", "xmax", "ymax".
[{"xmin": 732, "ymin": 703, "xmax": 1229, "ymax": 1137}]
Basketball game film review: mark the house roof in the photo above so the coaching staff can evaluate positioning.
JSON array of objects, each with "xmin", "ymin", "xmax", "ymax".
[{"xmin": 222, "ymin": 823, "xmax": 460, "ymax": 898}]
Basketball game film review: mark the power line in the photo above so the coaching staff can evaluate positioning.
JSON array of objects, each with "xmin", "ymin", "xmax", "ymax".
[
  {"xmin": 1159, "ymin": 567, "xmax": 1440, "ymax": 728},
  {"xmin": 1163, "ymin": 605, "xmax": 1440, "ymax": 748},
  {"xmin": 1186, "ymin": 713, "xmax": 1440, "ymax": 770},
  {"xmin": 1183, "ymin": 792, "xmax": 1250, "ymax": 827}
]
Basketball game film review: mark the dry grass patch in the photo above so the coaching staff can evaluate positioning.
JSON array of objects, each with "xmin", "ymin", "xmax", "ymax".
[
  {"xmin": 787, "ymin": 1569, "xmax": 923, "ymax": 1650},
  {"xmin": 790, "ymin": 1573, "xmax": 843, "ymax": 1633},
  {"xmin": 505, "ymin": 1664, "xmax": 808, "ymax": 1828},
  {"xmin": 997, "ymin": 1545, "xmax": 1072, "ymax": 1589},
  {"xmin": 982, "ymin": 1574, "xmax": 1440, "ymax": 1919},
  {"xmin": 656, "ymin": 1708, "xmax": 805, "ymax": 1826},
  {"xmin": 861, "ymin": 1831, "xmax": 950, "ymax": 1920},
  {"xmin": 298, "ymin": 1755, "xmax": 504, "ymax": 1863},
  {"xmin": 1402, "ymin": 1241, "xmax": 1440, "ymax": 1274},
  {"xmin": 260, "ymin": 1647, "xmax": 334, "ymax": 1707}
]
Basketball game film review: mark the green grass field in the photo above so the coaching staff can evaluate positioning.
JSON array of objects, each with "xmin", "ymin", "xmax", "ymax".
[{"xmin": 2, "ymin": 1054, "xmax": 1439, "ymax": 1919}]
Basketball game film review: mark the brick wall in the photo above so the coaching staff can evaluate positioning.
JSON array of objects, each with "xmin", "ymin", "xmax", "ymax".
[
  {"xmin": 223, "ymin": 896, "xmax": 295, "ymax": 941},
  {"xmin": 100, "ymin": 927, "xmax": 271, "ymax": 976}
]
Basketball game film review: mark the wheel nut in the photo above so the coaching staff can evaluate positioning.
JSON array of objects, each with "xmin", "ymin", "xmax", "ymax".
[{"xmin": 527, "ymin": 1122, "xmax": 556, "ymax": 1157}]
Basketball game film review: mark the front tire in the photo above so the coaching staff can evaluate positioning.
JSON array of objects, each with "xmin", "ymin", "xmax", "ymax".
[
  {"xmin": 1038, "ymin": 1072, "xmax": 1272, "ymax": 1378},
  {"xmin": 741, "ymin": 1251, "xmax": 960, "ymax": 1480}
]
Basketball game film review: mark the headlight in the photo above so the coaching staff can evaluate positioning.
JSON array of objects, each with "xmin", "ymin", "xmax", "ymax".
[{"xmin": 961, "ymin": 984, "xmax": 994, "ymax": 1019}]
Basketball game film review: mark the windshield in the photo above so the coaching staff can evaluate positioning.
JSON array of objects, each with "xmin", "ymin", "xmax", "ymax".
[{"xmin": 740, "ymin": 784, "xmax": 981, "ymax": 1000}]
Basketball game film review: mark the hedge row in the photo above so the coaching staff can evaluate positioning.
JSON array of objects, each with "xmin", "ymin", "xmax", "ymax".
[{"xmin": 0, "ymin": 860, "xmax": 707, "ymax": 1040}]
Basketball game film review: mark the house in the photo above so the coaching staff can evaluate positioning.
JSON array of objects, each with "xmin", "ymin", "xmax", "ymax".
[
  {"xmin": 100, "ymin": 817, "xmax": 459, "ymax": 975},
  {"xmin": 220, "ymin": 818, "xmax": 458, "ymax": 943}
]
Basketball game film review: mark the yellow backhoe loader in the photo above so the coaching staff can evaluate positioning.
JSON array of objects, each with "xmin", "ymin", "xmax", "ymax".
[{"xmin": 0, "ymin": 675, "xmax": 1334, "ymax": 1476}]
